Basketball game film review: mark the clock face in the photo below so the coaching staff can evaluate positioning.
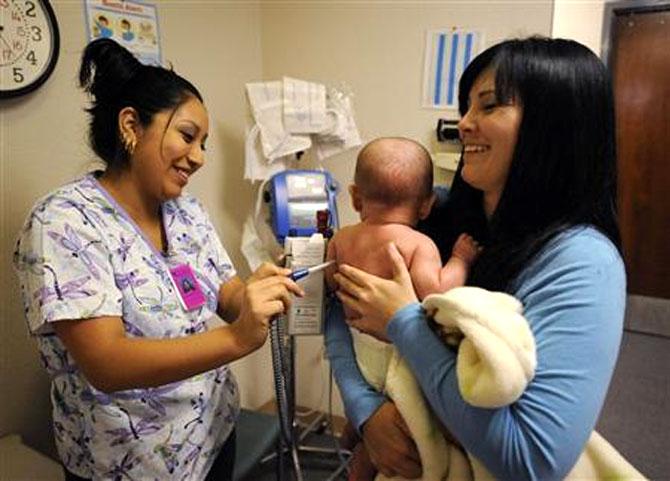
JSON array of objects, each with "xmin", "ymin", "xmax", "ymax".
[{"xmin": 0, "ymin": 0, "xmax": 59, "ymax": 98}]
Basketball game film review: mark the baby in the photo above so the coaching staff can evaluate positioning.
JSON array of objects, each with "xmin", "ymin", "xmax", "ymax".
[{"xmin": 325, "ymin": 137, "xmax": 479, "ymax": 480}]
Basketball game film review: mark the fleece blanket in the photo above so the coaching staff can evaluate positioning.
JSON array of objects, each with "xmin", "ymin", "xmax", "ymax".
[{"xmin": 352, "ymin": 286, "xmax": 646, "ymax": 481}]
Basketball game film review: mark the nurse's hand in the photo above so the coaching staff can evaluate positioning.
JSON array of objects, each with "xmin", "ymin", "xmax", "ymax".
[
  {"xmin": 248, "ymin": 262, "xmax": 292, "ymax": 283},
  {"xmin": 233, "ymin": 271, "xmax": 304, "ymax": 353},
  {"xmin": 362, "ymin": 402, "xmax": 422, "ymax": 479},
  {"xmin": 334, "ymin": 242, "xmax": 418, "ymax": 341},
  {"xmin": 218, "ymin": 263, "xmax": 294, "ymax": 322}
]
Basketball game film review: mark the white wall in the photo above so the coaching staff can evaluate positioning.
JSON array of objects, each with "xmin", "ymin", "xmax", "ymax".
[
  {"xmin": 1, "ymin": 0, "xmax": 555, "ymax": 458},
  {"xmin": 552, "ymin": 0, "xmax": 606, "ymax": 55}
]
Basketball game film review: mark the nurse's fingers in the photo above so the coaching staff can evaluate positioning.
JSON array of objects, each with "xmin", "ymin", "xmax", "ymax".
[{"xmin": 249, "ymin": 262, "xmax": 291, "ymax": 283}]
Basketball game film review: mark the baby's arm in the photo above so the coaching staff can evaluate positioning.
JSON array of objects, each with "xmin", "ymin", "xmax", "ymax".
[
  {"xmin": 439, "ymin": 233, "xmax": 479, "ymax": 290},
  {"xmin": 408, "ymin": 239, "xmax": 445, "ymax": 299},
  {"xmin": 409, "ymin": 233, "xmax": 479, "ymax": 298}
]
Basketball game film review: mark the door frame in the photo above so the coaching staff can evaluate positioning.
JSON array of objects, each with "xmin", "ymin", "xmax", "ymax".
[
  {"xmin": 601, "ymin": 0, "xmax": 670, "ymax": 67},
  {"xmin": 601, "ymin": 0, "xmax": 670, "ymax": 326}
]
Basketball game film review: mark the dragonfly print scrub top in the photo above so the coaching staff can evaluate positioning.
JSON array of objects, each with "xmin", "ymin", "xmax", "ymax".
[{"xmin": 13, "ymin": 174, "xmax": 239, "ymax": 480}]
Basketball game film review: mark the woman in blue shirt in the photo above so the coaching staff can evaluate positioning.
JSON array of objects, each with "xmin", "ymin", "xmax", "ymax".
[{"xmin": 326, "ymin": 37, "xmax": 625, "ymax": 481}]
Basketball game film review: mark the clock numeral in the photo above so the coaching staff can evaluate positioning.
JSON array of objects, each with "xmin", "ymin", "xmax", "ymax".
[
  {"xmin": 17, "ymin": 26, "xmax": 26, "ymax": 37},
  {"xmin": 26, "ymin": 50, "xmax": 36, "ymax": 65},
  {"xmin": 13, "ymin": 67, "xmax": 25, "ymax": 84},
  {"xmin": 12, "ymin": 9, "xmax": 21, "ymax": 20},
  {"xmin": 24, "ymin": 1, "xmax": 36, "ymax": 17},
  {"xmin": 31, "ymin": 25, "xmax": 42, "ymax": 42},
  {"xmin": 2, "ymin": 49, "xmax": 13, "ymax": 61}
]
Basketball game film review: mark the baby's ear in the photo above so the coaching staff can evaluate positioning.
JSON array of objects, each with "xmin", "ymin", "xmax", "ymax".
[
  {"xmin": 418, "ymin": 192, "xmax": 436, "ymax": 220},
  {"xmin": 349, "ymin": 184, "xmax": 363, "ymax": 212}
]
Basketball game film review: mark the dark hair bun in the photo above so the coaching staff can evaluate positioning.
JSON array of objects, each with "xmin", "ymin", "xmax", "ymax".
[{"xmin": 79, "ymin": 38, "xmax": 142, "ymax": 102}]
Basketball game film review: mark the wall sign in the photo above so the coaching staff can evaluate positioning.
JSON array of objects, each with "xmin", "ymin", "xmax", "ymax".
[
  {"xmin": 83, "ymin": 0, "xmax": 161, "ymax": 65},
  {"xmin": 422, "ymin": 28, "xmax": 484, "ymax": 110}
]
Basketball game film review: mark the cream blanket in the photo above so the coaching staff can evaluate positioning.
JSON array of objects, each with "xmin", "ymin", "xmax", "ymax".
[{"xmin": 352, "ymin": 286, "xmax": 646, "ymax": 481}]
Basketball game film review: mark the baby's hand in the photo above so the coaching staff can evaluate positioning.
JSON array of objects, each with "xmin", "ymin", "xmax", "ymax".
[{"xmin": 451, "ymin": 233, "xmax": 481, "ymax": 264}]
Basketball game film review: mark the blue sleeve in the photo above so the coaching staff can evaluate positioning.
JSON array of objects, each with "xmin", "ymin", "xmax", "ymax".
[
  {"xmin": 387, "ymin": 229, "xmax": 626, "ymax": 481},
  {"xmin": 324, "ymin": 297, "xmax": 386, "ymax": 432}
]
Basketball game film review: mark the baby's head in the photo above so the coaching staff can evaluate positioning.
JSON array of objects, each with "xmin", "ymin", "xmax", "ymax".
[{"xmin": 352, "ymin": 137, "xmax": 434, "ymax": 223}]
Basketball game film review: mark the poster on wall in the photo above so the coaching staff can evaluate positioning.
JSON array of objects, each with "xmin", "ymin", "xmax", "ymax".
[
  {"xmin": 422, "ymin": 29, "xmax": 484, "ymax": 111},
  {"xmin": 83, "ymin": 0, "xmax": 161, "ymax": 65}
]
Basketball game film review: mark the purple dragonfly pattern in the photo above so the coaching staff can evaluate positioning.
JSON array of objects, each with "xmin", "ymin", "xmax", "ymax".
[
  {"xmin": 14, "ymin": 175, "xmax": 239, "ymax": 479},
  {"xmin": 47, "ymin": 223, "xmax": 109, "ymax": 280}
]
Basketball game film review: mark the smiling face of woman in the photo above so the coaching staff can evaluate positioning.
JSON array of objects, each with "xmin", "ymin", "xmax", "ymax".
[
  {"xmin": 132, "ymin": 96, "xmax": 209, "ymax": 202},
  {"xmin": 457, "ymin": 69, "xmax": 523, "ymax": 217}
]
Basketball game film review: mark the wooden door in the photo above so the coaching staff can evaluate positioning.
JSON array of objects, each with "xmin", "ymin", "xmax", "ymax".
[{"xmin": 610, "ymin": 7, "xmax": 670, "ymax": 298}]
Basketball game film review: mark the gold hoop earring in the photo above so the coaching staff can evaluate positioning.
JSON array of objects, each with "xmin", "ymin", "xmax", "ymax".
[{"xmin": 122, "ymin": 134, "xmax": 136, "ymax": 156}]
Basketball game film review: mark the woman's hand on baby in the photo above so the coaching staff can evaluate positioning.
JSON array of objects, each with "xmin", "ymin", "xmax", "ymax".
[
  {"xmin": 232, "ymin": 265, "xmax": 304, "ymax": 353},
  {"xmin": 334, "ymin": 242, "xmax": 418, "ymax": 341},
  {"xmin": 361, "ymin": 401, "xmax": 422, "ymax": 479}
]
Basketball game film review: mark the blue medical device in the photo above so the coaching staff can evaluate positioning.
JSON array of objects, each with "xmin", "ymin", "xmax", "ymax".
[
  {"xmin": 263, "ymin": 170, "xmax": 341, "ymax": 481},
  {"xmin": 265, "ymin": 169, "xmax": 339, "ymax": 244}
]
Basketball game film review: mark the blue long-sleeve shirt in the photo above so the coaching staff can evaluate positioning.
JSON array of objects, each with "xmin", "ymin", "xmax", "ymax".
[{"xmin": 324, "ymin": 226, "xmax": 625, "ymax": 481}]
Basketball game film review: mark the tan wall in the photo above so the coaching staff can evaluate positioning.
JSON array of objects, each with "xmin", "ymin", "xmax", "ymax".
[{"xmin": 1, "ymin": 0, "xmax": 555, "ymax": 459}]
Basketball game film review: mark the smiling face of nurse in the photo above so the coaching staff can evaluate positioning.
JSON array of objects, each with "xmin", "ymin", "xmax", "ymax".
[{"xmin": 119, "ymin": 96, "xmax": 209, "ymax": 203}]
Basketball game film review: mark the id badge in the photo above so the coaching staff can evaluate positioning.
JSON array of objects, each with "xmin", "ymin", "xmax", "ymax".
[{"xmin": 169, "ymin": 264, "xmax": 207, "ymax": 311}]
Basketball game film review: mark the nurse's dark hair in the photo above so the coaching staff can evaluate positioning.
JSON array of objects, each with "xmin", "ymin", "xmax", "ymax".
[
  {"xmin": 78, "ymin": 38, "xmax": 203, "ymax": 169},
  {"xmin": 422, "ymin": 36, "xmax": 620, "ymax": 291}
]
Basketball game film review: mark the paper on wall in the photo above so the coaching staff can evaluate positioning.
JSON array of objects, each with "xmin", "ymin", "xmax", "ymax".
[
  {"xmin": 244, "ymin": 78, "xmax": 361, "ymax": 180},
  {"xmin": 244, "ymin": 124, "xmax": 294, "ymax": 182},
  {"xmin": 245, "ymin": 81, "xmax": 311, "ymax": 161},
  {"xmin": 283, "ymin": 77, "xmax": 327, "ymax": 134},
  {"xmin": 314, "ymin": 87, "xmax": 362, "ymax": 161}
]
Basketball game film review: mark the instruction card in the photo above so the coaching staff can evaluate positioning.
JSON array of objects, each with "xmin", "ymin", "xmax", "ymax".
[{"xmin": 285, "ymin": 234, "xmax": 326, "ymax": 335}]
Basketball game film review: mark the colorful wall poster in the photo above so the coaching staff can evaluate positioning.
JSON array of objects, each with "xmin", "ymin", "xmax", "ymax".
[{"xmin": 84, "ymin": 0, "xmax": 161, "ymax": 65}]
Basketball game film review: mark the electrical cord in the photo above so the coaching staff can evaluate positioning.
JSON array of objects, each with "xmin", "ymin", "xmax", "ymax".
[{"xmin": 270, "ymin": 314, "xmax": 304, "ymax": 481}]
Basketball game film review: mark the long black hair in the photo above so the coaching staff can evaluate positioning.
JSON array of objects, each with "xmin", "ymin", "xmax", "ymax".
[
  {"xmin": 79, "ymin": 38, "xmax": 203, "ymax": 169},
  {"xmin": 423, "ymin": 37, "xmax": 620, "ymax": 292}
]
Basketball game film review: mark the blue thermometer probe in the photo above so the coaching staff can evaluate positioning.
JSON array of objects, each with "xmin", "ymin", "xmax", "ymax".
[{"xmin": 289, "ymin": 260, "xmax": 335, "ymax": 281}]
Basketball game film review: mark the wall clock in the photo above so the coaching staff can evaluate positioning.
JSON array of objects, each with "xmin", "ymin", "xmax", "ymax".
[{"xmin": 0, "ymin": 0, "xmax": 60, "ymax": 98}]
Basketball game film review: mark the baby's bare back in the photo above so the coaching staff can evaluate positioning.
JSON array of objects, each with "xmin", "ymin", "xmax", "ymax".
[
  {"xmin": 331, "ymin": 222, "xmax": 432, "ymax": 280},
  {"xmin": 327, "ymin": 222, "xmax": 471, "ymax": 305}
]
